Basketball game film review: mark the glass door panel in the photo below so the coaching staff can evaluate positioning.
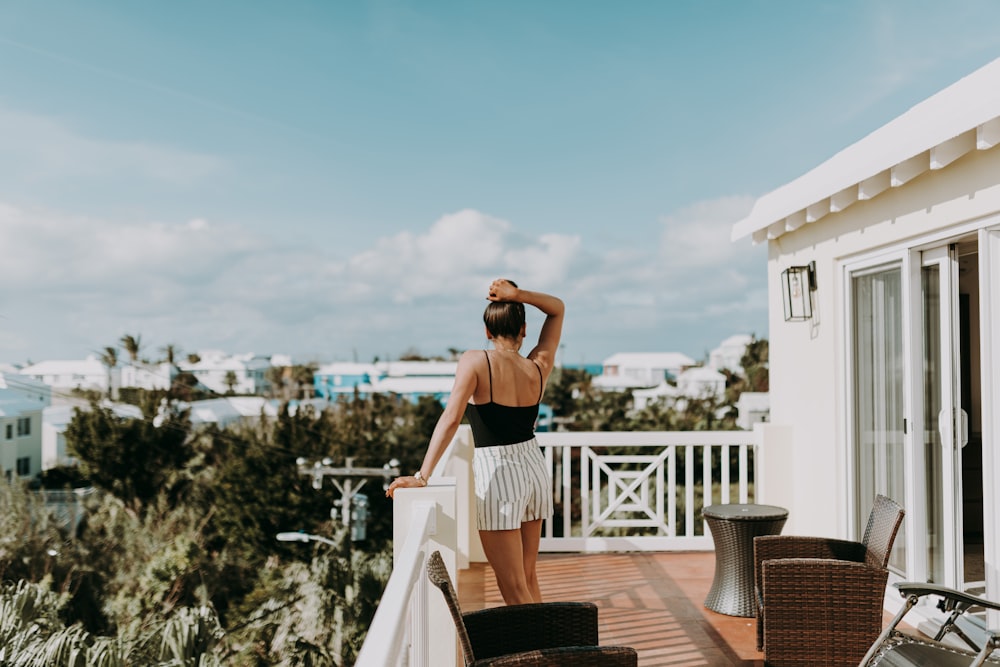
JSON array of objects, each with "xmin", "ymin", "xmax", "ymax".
[
  {"xmin": 852, "ymin": 266, "xmax": 906, "ymax": 572},
  {"xmin": 920, "ymin": 247, "xmax": 964, "ymax": 586}
]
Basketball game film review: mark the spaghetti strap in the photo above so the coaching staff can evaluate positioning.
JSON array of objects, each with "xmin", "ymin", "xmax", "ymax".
[
  {"xmin": 484, "ymin": 350, "xmax": 493, "ymax": 402},
  {"xmin": 535, "ymin": 361, "xmax": 544, "ymax": 403}
]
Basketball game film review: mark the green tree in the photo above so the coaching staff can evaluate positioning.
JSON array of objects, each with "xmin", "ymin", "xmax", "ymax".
[
  {"xmin": 543, "ymin": 366, "xmax": 592, "ymax": 421},
  {"xmin": 567, "ymin": 389, "xmax": 633, "ymax": 431},
  {"xmin": 741, "ymin": 336, "xmax": 770, "ymax": 392},
  {"xmin": 64, "ymin": 403, "xmax": 194, "ymax": 511}
]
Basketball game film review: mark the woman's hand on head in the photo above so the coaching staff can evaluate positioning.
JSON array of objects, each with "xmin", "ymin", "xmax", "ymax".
[{"xmin": 488, "ymin": 279, "xmax": 518, "ymax": 302}]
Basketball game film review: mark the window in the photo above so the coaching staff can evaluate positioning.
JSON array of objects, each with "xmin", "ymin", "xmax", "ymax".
[
  {"xmin": 16, "ymin": 457, "xmax": 30, "ymax": 476},
  {"xmin": 5, "ymin": 424, "xmax": 11, "ymax": 439},
  {"xmin": 16, "ymin": 417, "xmax": 30, "ymax": 437}
]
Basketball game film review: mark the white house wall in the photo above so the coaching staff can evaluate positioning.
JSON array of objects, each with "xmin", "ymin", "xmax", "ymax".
[{"xmin": 765, "ymin": 146, "xmax": 1000, "ymax": 537}]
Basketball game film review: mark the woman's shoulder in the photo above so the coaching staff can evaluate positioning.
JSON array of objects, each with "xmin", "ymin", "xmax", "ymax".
[{"xmin": 458, "ymin": 349, "xmax": 488, "ymax": 369}]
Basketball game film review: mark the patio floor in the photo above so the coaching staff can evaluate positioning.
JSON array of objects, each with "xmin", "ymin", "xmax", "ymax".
[{"xmin": 459, "ymin": 551, "xmax": 764, "ymax": 667}]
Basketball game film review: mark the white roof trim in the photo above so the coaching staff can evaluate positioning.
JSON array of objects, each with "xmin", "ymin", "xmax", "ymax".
[{"xmin": 732, "ymin": 57, "xmax": 1000, "ymax": 242}]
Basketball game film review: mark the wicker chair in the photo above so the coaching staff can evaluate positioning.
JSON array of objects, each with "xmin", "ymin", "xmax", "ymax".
[
  {"xmin": 426, "ymin": 550, "xmax": 638, "ymax": 666},
  {"xmin": 860, "ymin": 582, "xmax": 1000, "ymax": 666},
  {"xmin": 752, "ymin": 494, "xmax": 905, "ymax": 666}
]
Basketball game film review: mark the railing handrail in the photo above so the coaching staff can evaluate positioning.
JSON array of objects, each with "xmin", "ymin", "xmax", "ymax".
[
  {"xmin": 354, "ymin": 501, "xmax": 437, "ymax": 666},
  {"xmin": 535, "ymin": 430, "xmax": 757, "ymax": 445}
]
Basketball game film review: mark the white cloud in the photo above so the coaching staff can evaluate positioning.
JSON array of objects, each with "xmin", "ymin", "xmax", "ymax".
[
  {"xmin": 0, "ymin": 105, "xmax": 225, "ymax": 187},
  {"xmin": 0, "ymin": 198, "xmax": 768, "ymax": 365},
  {"xmin": 0, "ymin": 205, "xmax": 598, "ymax": 362},
  {"xmin": 659, "ymin": 196, "xmax": 758, "ymax": 271},
  {"xmin": 347, "ymin": 209, "xmax": 582, "ymax": 303}
]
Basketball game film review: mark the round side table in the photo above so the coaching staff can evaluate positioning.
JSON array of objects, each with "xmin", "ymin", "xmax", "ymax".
[{"xmin": 702, "ymin": 503, "xmax": 788, "ymax": 617}]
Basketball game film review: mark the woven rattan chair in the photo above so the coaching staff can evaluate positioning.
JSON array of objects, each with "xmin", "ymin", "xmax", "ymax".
[
  {"xmin": 752, "ymin": 494, "xmax": 905, "ymax": 666},
  {"xmin": 426, "ymin": 550, "xmax": 638, "ymax": 666},
  {"xmin": 860, "ymin": 582, "xmax": 1000, "ymax": 666}
]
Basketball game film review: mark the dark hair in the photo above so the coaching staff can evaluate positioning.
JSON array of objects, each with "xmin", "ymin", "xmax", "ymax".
[{"xmin": 483, "ymin": 279, "xmax": 525, "ymax": 339}]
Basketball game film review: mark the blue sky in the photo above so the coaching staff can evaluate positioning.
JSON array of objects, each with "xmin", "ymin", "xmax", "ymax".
[{"xmin": 3, "ymin": 1, "xmax": 1000, "ymax": 366}]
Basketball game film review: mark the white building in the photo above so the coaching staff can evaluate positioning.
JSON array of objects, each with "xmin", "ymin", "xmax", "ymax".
[
  {"xmin": 591, "ymin": 352, "xmax": 695, "ymax": 391},
  {"xmin": 173, "ymin": 396, "xmax": 278, "ymax": 429},
  {"xmin": 631, "ymin": 381, "xmax": 680, "ymax": 411},
  {"xmin": 675, "ymin": 366, "xmax": 727, "ymax": 400},
  {"xmin": 180, "ymin": 351, "xmax": 273, "ymax": 395},
  {"xmin": 732, "ymin": 56, "xmax": 1000, "ymax": 608},
  {"xmin": 0, "ymin": 372, "xmax": 51, "ymax": 479},
  {"xmin": 20, "ymin": 356, "xmax": 114, "ymax": 398},
  {"xmin": 734, "ymin": 391, "xmax": 770, "ymax": 430},
  {"xmin": 119, "ymin": 362, "xmax": 177, "ymax": 391},
  {"xmin": 708, "ymin": 334, "xmax": 753, "ymax": 373}
]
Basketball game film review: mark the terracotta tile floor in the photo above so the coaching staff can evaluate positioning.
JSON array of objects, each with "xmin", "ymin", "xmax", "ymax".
[{"xmin": 459, "ymin": 551, "xmax": 764, "ymax": 667}]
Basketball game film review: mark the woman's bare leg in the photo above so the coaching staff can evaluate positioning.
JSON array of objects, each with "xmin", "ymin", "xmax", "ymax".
[
  {"xmin": 479, "ymin": 528, "xmax": 535, "ymax": 605},
  {"xmin": 519, "ymin": 519, "xmax": 543, "ymax": 602}
]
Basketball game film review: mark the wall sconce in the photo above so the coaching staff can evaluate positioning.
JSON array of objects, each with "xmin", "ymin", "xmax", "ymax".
[{"xmin": 781, "ymin": 261, "xmax": 816, "ymax": 322}]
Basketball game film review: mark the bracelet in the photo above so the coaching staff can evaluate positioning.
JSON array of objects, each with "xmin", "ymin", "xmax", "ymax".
[{"xmin": 413, "ymin": 471, "xmax": 428, "ymax": 487}]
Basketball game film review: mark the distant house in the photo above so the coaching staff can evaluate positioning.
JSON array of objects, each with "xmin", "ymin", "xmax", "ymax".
[
  {"xmin": 591, "ymin": 352, "xmax": 695, "ymax": 391},
  {"xmin": 708, "ymin": 334, "xmax": 754, "ymax": 373},
  {"xmin": 313, "ymin": 362, "xmax": 379, "ymax": 400},
  {"xmin": 119, "ymin": 361, "xmax": 177, "ymax": 391},
  {"xmin": 675, "ymin": 366, "xmax": 727, "ymax": 400},
  {"xmin": 315, "ymin": 360, "xmax": 461, "ymax": 404},
  {"xmin": 632, "ymin": 381, "xmax": 680, "ymax": 411},
  {"xmin": 372, "ymin": 375, "xmax": 456, "ymax": 404},
  {"xmin": 734, "ymin": 392, "xmax": 770, "ymax": 430},
  {"xmin": 0, "ymin": 372, "xmax": 51, "ymax": 479},
  {"xmin": 374, "ymin": 361, "xmax": 459, "ymax": 404},
  {"xmin": 20, "ymin": 356, "xmax": 114, "ymax": 397},
  {"xmin": 168, "ymin": 396, "xmax": 278, "ymax": 429},
  {"xmin": 179, "ymin": 351, "xmax": 273, "ymax": 395}
]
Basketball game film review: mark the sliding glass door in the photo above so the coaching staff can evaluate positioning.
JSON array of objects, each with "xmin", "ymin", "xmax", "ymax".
[{"xmin": 851, "ymin": 265, "xmax": 906, "ymax": 571}]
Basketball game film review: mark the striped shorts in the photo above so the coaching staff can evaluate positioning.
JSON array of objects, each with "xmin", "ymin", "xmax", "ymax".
[{"xmin": 473, "ymin": 438, "xmax": 553, "ymax": 531}]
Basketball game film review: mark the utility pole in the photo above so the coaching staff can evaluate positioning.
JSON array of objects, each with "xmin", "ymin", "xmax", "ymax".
[{"xmin": 297, "ymin": 456, "xmax": 400, "ymax": 540}]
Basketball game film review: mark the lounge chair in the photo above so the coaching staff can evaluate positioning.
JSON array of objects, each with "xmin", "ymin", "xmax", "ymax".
[{"xmin": 860, "ymin": 582, "xmax": 1000, "ymax": 666}]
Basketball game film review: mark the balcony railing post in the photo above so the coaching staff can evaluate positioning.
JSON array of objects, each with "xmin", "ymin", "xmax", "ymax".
[{"xmin": 393, "ymin": 482, "xmax": 459, "ymax": 667}]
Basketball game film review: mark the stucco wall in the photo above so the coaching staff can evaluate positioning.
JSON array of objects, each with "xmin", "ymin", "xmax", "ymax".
[{"xmin": 762, "ymin": 146, "xmax": 1000, "ymax": 537}]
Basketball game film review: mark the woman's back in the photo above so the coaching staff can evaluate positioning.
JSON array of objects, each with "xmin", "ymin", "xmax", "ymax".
[{"xmin": 470, "ymin": 350, "xmax": 543, "ymax": 407}]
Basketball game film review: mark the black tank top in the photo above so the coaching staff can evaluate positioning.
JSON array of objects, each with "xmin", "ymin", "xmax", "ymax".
[{"xmin": 464, "ymin": 351, "xmax": 543, "ymax": 447}]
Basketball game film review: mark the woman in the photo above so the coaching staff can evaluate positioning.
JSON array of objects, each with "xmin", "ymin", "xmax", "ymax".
[{"xmin": 386, "ymin": 278, "xmax": 564, "ymax": 605}]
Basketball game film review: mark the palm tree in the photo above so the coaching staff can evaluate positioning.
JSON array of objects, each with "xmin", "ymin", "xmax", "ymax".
[
  {"xmin": 293, "ymin": 363, "xmax": 317, "ymax": 399},
  {"xmin": 160, "ymin": 343, "xmax": 180, "ymax": 366},
  {"xmin": 120, "ymin": 334, "xmax": 142, "ymax": 364},
  {"xmin": 224, "ymin": 370, "xmax": 238, "ymax": 395},
  {"xmin": 266, "ymin": 364, "xmax": 288, "ymax": 400},
  {"xmin": 99, "ymin": 346, "xmax": 118, "ymax": 399}
]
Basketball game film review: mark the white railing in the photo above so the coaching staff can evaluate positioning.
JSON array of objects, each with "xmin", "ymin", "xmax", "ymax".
[
  {"xmin": 538, "ymin": 430, "xmax": 758, "ymax": 551},
  {"xmin": 356, "ymin": 426, "xmax": 766, "ymax": 667},
  {"xmin": 354, "ymin": 484, "xmax": 458, "ymax": 667}
]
